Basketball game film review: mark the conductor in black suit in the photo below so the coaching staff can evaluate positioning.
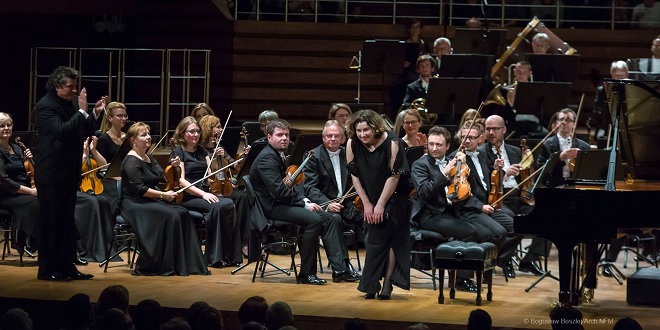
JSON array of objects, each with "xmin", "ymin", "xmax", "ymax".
[
  {"xmin": 303, "ymin": 120, "xmax": 364, "ymax": 245},
  {"xmin": 34, "ymin": 66, "xmax": 106, "ymax": 281},
  {"xmin": 249, "ymin": 119, "xmax": 360, "ymax": 285}
]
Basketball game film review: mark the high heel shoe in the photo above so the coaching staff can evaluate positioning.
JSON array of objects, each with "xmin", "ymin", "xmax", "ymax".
[
  {"xmin": 364, "ymin": 283, "xmax": 381, "ymax": 299},
  {"xmin": 378, "ymin": 283, "xmax": 393, "ymax": 300}
]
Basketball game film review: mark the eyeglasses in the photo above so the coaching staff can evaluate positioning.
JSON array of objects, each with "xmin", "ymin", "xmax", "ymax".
[
  {"xmin": 464, "ymin": 135, "xmax": 479, "ymax": 141},
  {"xmin": 186, "ymin": 129, "xmax": 201, "ymax": 135},
  {"xmin": 557, "ymin": 117, "xmax": 575, "ymax": 123},
  {"xmin": 335, "ymin": 114, "xmax": 350, "ymax": 119},
  {"xmin": 114, "ymin": 114, "xmax": 128, "ymax": 119},
  {"xmin": 260, "ymin": 122, "xmax": 268, "ymax": 128},
  {"xmin": 485, "ymin": 127, "xmax": 503, "ymax": 132},
  {"xmin": 404, "ymin": 121, "xmax": 419, "ymax": 126},
  {"xmin": 324, "ymin": 134, "xmax": 342, "ymax": 139}
]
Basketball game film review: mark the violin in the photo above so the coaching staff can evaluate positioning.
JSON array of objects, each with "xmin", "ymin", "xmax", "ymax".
[
  {"xmin": 353, "ymin": 195, "xmax": 364, "ymax": 213},
  {"xmin": 15, "ymin": 137, "xmax": 35, "ymax": 189},
  {"xmin": 208, "ymin": 135, "xmax": 234, "ymax": 197},
  {"xmin": 519, "ymin": 139, "xmax": 535, "ymax": 205},
  {"xmin": 283, "ymin": 150, "xmax": 313, "ymax": 188},
  {"xmin": 488, "ymin": 142, "xmax": 504, "ymax": 210},
  {"xmin": 163, "ymin": 138, "xmax": 184, "ymax": 204},
  {"xmin": 446, "ymin": 153, "xmax": 472, "ymax": 203},
  {"xmin": 80, "ymin": 138, "xmax": 104, "ymax": 195}
]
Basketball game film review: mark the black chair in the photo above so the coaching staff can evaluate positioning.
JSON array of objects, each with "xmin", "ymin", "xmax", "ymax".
[
  {"xmin": 231, "ymin": 175, "xmax": 299, "ymax": 282},
  {"xmin": 317, "ymin": 222, "xmax": 362, "ymax": 273},
  {"xmin": 99, "ymin": 180, "xmax": 139, "ymax": 272},
  {"xmin": 621, "ymin": 229, "xmax": 658, "ymax": 270},
  {"xmin": 0, "ymin": 209, "xmax": 27, "ymax": 266}
]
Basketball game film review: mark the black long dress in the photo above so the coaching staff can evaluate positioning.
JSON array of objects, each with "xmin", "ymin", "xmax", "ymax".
[
  {"xmin": 96, "ymin": 132, "xmax": 121, "ymax": 215},
  {"xmin": 171, "ymin": 146, "xmax": 239, "ymax": 266},
  {"xmin": 121, "ymin": 154, "xmax": 209, "ymax": 276},
  {"xmin": 75, "ymin": 192, "xmax": 116, "ymax": 262},
  {"xmin": 349, "ymin": 136, "xmax": 411, "ymax": 293},
  {"xmin": 0, "ymin": 143, "xmax": 39, "ymax": 252}
]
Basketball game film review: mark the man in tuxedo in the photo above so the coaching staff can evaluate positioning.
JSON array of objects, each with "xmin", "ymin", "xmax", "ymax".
[
  {"xmin": 34, "ymin": 66, "xmax": 105, "ymax": 281},
  {"xmin": 401, "ymin": 54, "xmax": 435, "ymax": 109},
  {"xmin": 249, "ymin": 119, "xmax": 359, "ymax": 285},
  {"xmin": 480, "ymin": 115, "xmax": 539, "ymax": 275},
  {"xmin": 449, "ymin": 122, "xmax": 512, "ymax": 278},
  {"xmin": 411, "ymin": 126, "xmax": 493, "ymax": 292}
]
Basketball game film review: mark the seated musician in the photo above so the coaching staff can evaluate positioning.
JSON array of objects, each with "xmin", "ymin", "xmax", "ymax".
[
  {"xmin": 199, "ymin": 114, "xmax": 251, "ymax": 258},
  {"xmin": 95, "ymin": 101, "xmax": 128, "ymax": 215},
  {"xmin": 121, "ymin": 122, "xmax": 209, "ymax": 276},
  {"xmin": 536, "ymin": 109, "xmax": 600, "ymax": 300},
  {"xmin": 531, "ymin": 33, "xmax": 551, "ymax": 54},
  {"xmin": 0, "ymin": 112, "xmax": 39, "ymax": 255},
  {"xmin": 401, "ymin": 55, "xmax": 435, "ymax": 110},
  {"xmin": 399, "ymin": 109, "xmax": 427, "ymax": 149},
  {"xmin": 249, "ymin": 119, "xmax": 359, "ymax": 285},
  {"xmin": 594, "ymin": 61, "xmax": 629, "ymax": 140},
  {"xmin": 170, "ymin": 116, "xmax": 240, "ymax": 268},
  {"xmin": 432, "ymin": 37, "xmax": 451, "ymax": 75},
  {"xmin": 479, "ymin": 115, "xmax": 539, "ymax": 275},
  {"xmin": 411, "ymin": 126, "xmax": 494, "ymax": 292},
  {"xmin": 302, "ymin": 120, "xmax": 365, "ymax": 270},
  {"xmin": 254, "ymin": 110, "xmax": 295, "ymax": 156},
  {"xmin": 449, "ymin": 121, "xmax": 513, "ymax": 277},
  {"xmin": 328, "ymin": 103, "xmax": 352, "ymax": 144}
]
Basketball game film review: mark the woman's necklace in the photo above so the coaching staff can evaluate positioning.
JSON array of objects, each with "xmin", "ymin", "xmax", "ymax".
[{"xmin": 0, "ymin": 143, "xmax": 12, "ymax": 152}]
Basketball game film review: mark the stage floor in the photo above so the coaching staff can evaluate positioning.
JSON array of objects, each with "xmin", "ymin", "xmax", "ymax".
[{"xmin": 0, "ymin": 240, "xmax": 657, "ymax": 329}]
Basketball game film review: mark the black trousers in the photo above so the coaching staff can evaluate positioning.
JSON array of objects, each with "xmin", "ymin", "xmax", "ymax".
[
  {"xmin": 36, "ymin": 182, "xmax": 79, "ymax": 275},
  {"xmin": 270, "ymin": 205, "xmax": 348, "ymax": 275}
]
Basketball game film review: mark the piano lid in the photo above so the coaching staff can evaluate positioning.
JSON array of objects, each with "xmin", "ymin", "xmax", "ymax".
[{"xmin": 605, "ymin": 79, "xmax": 660, "ymax": 180}]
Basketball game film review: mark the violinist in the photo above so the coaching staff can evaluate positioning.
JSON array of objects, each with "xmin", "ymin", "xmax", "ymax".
[
  {"xmin": 410, "ymin": 126, "xmax": 493, "ymax": 292},
  {"xmin": 449, "ymin": 121, "xmax": 514, "ymax": 278},
  {"xmin": 170, "ymin": 116, "xmax": 240, "ymax": 268},
  {"xmin": 0, "ymin": 113, "xmax": 39, "ymax": 255},
  {"xmin": 120, "ymin": 122, "xmax": 209, "ymax": 276},
  {"xmin": 302, "ymin": 120, "xmax": 362, "ymax": 282},
  {"xmin": 253, "ymin": 110, "xmax": 296, "ymax": 156},
  {"xmin": 250, "ymin": 119, "xmax": 352, "ymax": 285},
  {"xmin": 199, "ymin": 114, "xmax": 252, "ymax": 259},
  {"xmin": 346, "ymin": 110, "xmax": 410, "ymax": 300},
  {"xmin": 96, "ymin": 101, "xmax": 128, "ymax": 214}
]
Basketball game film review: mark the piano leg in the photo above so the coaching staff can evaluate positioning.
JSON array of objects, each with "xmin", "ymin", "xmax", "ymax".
[{"xmin": 556, "ymin": 241, "xmax": 579, "ymax": 305}]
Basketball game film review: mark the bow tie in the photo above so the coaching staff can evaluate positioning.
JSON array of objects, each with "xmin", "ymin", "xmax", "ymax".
[
  {"xmin": 327, "ymin": 150, "xmax": 340, "ymax": 157},
  {"xmin": 466, "ymin": 151, "xmax": 479, "ymax": 157},
  {"xmin": 435, "ymin": 159, "xmax": 448, "ymax": 168},
  {"xmin": 559, "ymin": 136, "xmax": 571, "ymax": 146}
]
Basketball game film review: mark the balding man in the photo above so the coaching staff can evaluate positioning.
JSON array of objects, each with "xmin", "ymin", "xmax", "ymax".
[
  {"xmin": 531, "ymin": 33, "xmax": 551, "ymax": 54},
  {"xmin": 433, "ymin": 37, "xmax": 451, "ymax": 75}
]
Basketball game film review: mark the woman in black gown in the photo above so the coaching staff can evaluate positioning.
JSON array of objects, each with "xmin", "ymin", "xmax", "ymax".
[
  {"xmin": 96, "ymin": 101, "xmax": 128, "ymax": 215},
  {"xmin": 121, "ymin": 122, "xmax": 209, "ymax": 276},
  {"xmin": 170, "ymin": 116, "xmax": 239, "ymax": 267},
  {"xmin": 0, "ymin": 112, "xmax": 39, "ymax": 254},
  {"xmin": 346, "ymin": 110, "xmax": 410, "ymax": 300}
]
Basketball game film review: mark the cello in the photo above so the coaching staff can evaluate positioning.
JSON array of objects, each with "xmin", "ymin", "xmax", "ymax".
[{"xmin": 14, "ymin": 137, "xmax": 35, "ymax": 189}]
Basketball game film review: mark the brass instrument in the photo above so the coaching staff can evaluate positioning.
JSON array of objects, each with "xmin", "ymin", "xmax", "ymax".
[
  {"xmin": 491, "ymin": 17, "xmax": 540, "ymax": 85},
  {"xmin": 402, "ymin": 98, "xmax": 438, "ymax": 125},
  {"xmin": 485, "ymin": 82, "xmax": 517, "ymax": 107}
]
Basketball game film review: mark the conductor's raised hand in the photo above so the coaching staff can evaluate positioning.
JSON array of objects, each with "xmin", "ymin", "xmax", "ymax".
[{"xmin": 78, "ymin": 87, "xmax": 88, "ymax": 110}]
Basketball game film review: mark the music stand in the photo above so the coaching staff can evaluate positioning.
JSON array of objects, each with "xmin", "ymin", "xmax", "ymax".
[
  {"xmin": 221, "ymin": 126, "xmax": 243, "ymax": 158},
  {"xmin": 286, "ymin": 134, "xmax": 322, "ymax": 167},
  {"xmin": 514, "ymin": 82, "xmax": 572, "ymax": 129},
  {"xmin": 361, "ymin": 40, "xmax": 408, "ymax": 75},
  {"xmin": 526, "ymin": 54, "xmax": 580, "ymax": 83},
  {"xmin": 568, "ymin": 149, "xmax": 624, "ymax": 184},
  {"xmin": 425, "ymin": 78, "xmax": 482, "ymax": 125},
  {"xmin": 453, "ymin": 29, "xmax": 507, "ymax": 57},
  {"xmin": 104, "ymin": 139, "xmax": 132, "ymax": 178},
  {"xmin": 437, "ymin": 54, "xmax": 494, "ymax": 79},
  {"xmin": 235, "ymin": 141, "xmax": 268, "ymax": 187}
]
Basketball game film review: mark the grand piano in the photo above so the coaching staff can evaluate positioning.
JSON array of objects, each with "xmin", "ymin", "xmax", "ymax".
[{"xmin": 514, "ymin": 80, "xmax": 660, "ymax": 305}]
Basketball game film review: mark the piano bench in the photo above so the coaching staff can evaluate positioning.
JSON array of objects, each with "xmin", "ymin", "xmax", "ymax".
[
  {"xmin": 627, "ymin": 268, "xmax": 660, "ymax": 306},
  {"xmin": 435, "ymin": 241, "xmax": 498, "ymax": 306}
]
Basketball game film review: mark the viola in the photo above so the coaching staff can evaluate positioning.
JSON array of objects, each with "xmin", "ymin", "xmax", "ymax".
[
  {"xmin": 519, "ymin": 139, "xmax": 535, "ymax": 205},
  {"xmin": 488, "ymin": 142, "xmax": 504, "ymax": 210},
  {"xmin": 208, "ymin": 143, "xmax": 234, "ymax": 197},
  {"xmin": 353, "ymin": 195, "xmax": 364, "ymax": 213},
  {"xmin": 14, "ymin": 137, "xmax": 35, "ymax": 189},
  {"xmin": 283, "ymin": 150, "xmax": 313, "ymax": 188},
  {"xmin": 164, "ymin": 138, "xmax": 183, "ymax": 204},
  {"xmin": 446, "ymin": 152, "xmax": 472, "ymax": 203},
  {"xmin": 80, "ymin": 138, "xmax": 104, "ymax": 195}
]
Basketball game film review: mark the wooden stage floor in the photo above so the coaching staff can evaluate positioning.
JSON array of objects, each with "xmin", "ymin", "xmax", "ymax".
[{"xmin": 0, "ymin": 241, "xmax": 656, "ymax": 329}]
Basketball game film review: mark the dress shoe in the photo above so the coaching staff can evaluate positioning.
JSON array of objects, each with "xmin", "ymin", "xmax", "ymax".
[
  {"xmin": 364, "ymin": 283, "xmax": 381, "ymax": 299},
  {"xmin": 332, "ymin": 269, "xmax": 361, "ymax": 282},
  {"xmin": 297, "ymin": 274, "xmax": 327, "ymax": 285},
  {"xmin": 75, "ymin": 257, "xmax": 89, "ymax": 266},
  {"xmin": 455, "ymin": 277, "xmax": 478, "ymax": 293},
  {"xmin": 37, "ymin": 270, "xmax": 71, "ymax": 281},
  {"xmin": 378, "ymin": 283, "xmax": 393, "ymax": 300},
  {"xmin": 62, "ymin": 264, "xmax": 94, "ymax": 280},
  {"xmin": 518, "ymin": 261, "xmax": 544, "ymax": 276}
]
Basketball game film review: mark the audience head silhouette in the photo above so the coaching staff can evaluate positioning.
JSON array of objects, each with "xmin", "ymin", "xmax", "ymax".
[
  {"xmin": 264, "ymin": 301, "xmax": 293, "ymax": 330},
  {"xmin": 238, "ymin": 296, "xmax": 268, "ymax": 325},
  {"xmin": 0, "ymin": 308, "xmax": 33, "ymax": 330},
  {"xmin": 96, "ymin": 285, "xmax": 130, "ymax": 316},
  {"xmin": 467, "ymin": 309, "xmax": 492, "ymax": 330},
  {"xmin": 132, "ymin": 299, "xmax": 162, "ymax": 330}
]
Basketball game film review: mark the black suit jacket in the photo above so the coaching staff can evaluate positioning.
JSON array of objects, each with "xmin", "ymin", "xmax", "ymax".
[
  {"xmin": 410, "ymin": 154, "xmax": 451, "ymax": 221},
  {"xmin": 302, "ymin": 145, "xmax": 350, "ymax": 205},
  {"xmin": 536, "ymin": 135, "xmax": 591, "ymax": 187},
  {"xmin": 34, "ymin": 91, "xmax": 97, "ymax": 185},
  {"xmin": 480, "ymin": 141, "xmax": 523, "ymax": 184},
  {"xmin": 402, "ymin": 78, "xmax": 427, "ymax": 109},
  {"xmin": 249, "ymin": 144, "xmax": 305, "ymax": 218}
]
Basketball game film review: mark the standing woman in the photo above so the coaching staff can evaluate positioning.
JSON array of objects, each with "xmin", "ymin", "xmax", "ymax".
[
  {"xmin": 96, "ymin": 102, "xmax": 128, "ymax": 215},
  {"xmin": 121, "ymin": 122, "xmax": 208, "ymax": 276},
  {"xmin": 347, "ymin": 110, "xmax": 410, "ymax": 300},
  {"xmin": 171, "ymin": 116, "xmax": 239, "ymax": 267},
  {"xmin": 199, "ymin": 115, "xmax": 250, "ymax": 258},
  {"xmin": 0, "ymin": 113, "xmax": 39, "ymax": 254}
]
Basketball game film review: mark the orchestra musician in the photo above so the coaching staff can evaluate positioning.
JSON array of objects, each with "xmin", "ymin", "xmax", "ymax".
[
  {"xmin": 411, "ymin": 126, "xmax": 494, "ymax": 292},
  {"xmin": 449, "ymin": 121, "xmax": 514, "ymax": 278},
  {"xmin": 249, "ymin": 119, "xmax": 356, "ymax": 285},
  {"xmin": 120, "ymin": 122, "xmax": 209, "ymax": 276},
  {"xmin": 190, "ymin": 102, "xmax": 215, "ymax": 123},
  {"xmin": 96, "ymin": 102, "xmax": 128, "ymax": 215},
  {"xmin": 346, "ymin": 110, "xmax": 410, "ymax": 300},
  {"xmin": 328, "ymin": 103, "xmax": 353, "ymax": 131},
  {"xmin": 198, "ymin": 114, "xmax": 252, "ymax": 259},
  {"xmin": 432, "ymin": 37, "xmax": 451, "ymax": 75},
  {"xmin": 593, "ymin": 61, "xmax": 628, "ymax": 140},
  {"xmin": 0, "ymin": 113, "xmax": 39, "ymax": 257},
  {"xmin": 34, "ymin": 66, "xmax": 105, "ymax": 281},
  {"xmin": 254, "ymin": 110, "xmax": 295, "ymax": 156},
  {"xmin": 170, "ymin": 116, "xmax": 240, "ymax": 268},
  {"xmin": 302, "ymin": 120, "xmax": 364, "ymax": 275},
  {"xmin": 531, "ymin": 33, "xmax": 551, "ymax": 54},
  {"xmin": 401, "ymin": 55, "xmax": 435, "ymax": 110},
  {"xmin": 400, "ymin": 109, "xmax": 427, "ymax": 149}
]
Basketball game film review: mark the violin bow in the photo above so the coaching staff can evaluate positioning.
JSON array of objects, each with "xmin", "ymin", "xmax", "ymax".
[
  {"xmin": 456, "ymin": 101, "xmax": 485, "ymax": 155},
  {"xmin": 80, "ymin": 163, "xmax": 111, "ymax": 177},
  {"xmin": 148, "ymin": 132, "xmax": 169, "ymax": 155},
  {"xmin": 489, "ymin": 163, "xmax": 547, "ymax": 208},
  {"xmin": 204, "ymin": 110, "xmax": 232, "ymax": 177},
  {"xmin": 519, "ymin": 125, "xmax": 558, "ymax": 165},
  {"xmin": 176, "ymin": 158, "xmax": 243, "ymax": 195},
  {"xmin": 569, "ymin": 93, "xmax": 585, "ymax": 146}
]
